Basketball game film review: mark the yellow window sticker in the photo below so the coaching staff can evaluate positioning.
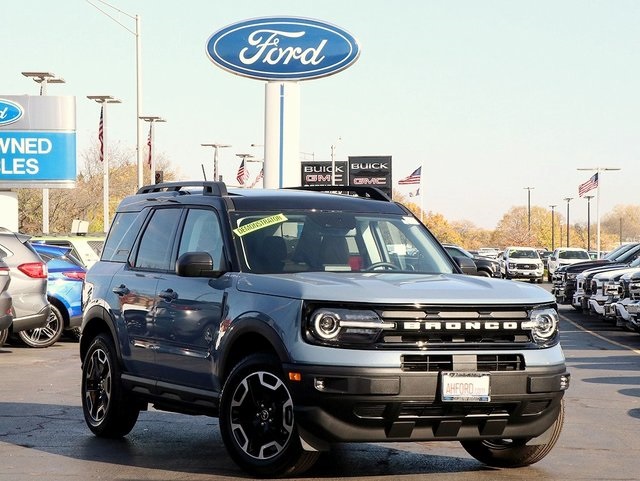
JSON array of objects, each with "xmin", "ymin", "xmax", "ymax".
[{"xmin": 233, "ymin": 213, "xmax": 288, "ymax": 237}]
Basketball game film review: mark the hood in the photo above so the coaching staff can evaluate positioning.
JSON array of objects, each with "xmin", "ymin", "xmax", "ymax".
[
  {"xmin": 593, "ymin": 266, "xmax": 640, "ymax": 281},
  {"xmin": 561, "ymin": 259, "xmax": 612, "ymax": 273},
  {"xmin": 236, "ymin": 272, "xmax": 554, "ymax": 305},
  {"xmin": 578, "ymin": 262, "xmax": 627, "ymax": 279}
]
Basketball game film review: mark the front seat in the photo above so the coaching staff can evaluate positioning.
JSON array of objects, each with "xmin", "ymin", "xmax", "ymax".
[{"xmin": 318, "ymin": 236, "xmax": 350, "ymax": 266}]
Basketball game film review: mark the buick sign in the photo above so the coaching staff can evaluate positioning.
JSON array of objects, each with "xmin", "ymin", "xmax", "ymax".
[
  {"xmin": 0, "ymin": 99, "xmax": 24, "ymax": 127},
  {"xmin": 206, "ymin": 17, "xmax": 360, "ymax": 81}
]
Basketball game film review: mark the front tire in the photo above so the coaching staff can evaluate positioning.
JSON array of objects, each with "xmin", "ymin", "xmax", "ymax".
[
  {"xmin": 17, "ymin": 304, "xmax": 64, "ymax": 348},
  {"xmin": 81, "ymin": 333, "xmax": 140, "ymax": 438},
  {"xmin": 219, "ymin": 354, "xmax": 319, "ymax": 477},
  {"xmin": 461, "ymin": 399, "xmax": 564, "ymax": 467},
  {"xmin": 0, "ymin": 328, "xmax": 8, "ymax": 347}
]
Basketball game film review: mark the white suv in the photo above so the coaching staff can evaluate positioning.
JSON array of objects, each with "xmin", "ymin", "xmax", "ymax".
[
  {"xmin": 501, "ymin": 246, "xmax": 544, "ymax": 283},
  {"xmin": 547, "ymin": 247, "xmax": 590, "ymax": 281}
]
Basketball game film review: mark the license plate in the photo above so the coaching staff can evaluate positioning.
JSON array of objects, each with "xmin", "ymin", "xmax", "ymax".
[{"xmin": 441, "ymin": 372, "xmax": 490, "ymax": 402}]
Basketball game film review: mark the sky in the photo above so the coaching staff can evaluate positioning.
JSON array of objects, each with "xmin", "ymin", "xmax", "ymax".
[{"xmin": 2, "ymin": 0, "xmax": 639, "ymax": 229}]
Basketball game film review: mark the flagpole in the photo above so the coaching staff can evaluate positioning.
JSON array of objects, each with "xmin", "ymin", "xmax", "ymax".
[
  {"xmin": 578, "ymin": 166, "xmax": 621, "ymax": 258},
  {"xmin": 420, "ymin": 162, "xmax": 425, "ymax": 224}
]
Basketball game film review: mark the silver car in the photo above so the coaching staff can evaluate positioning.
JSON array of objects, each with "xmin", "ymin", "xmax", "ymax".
[
  {"xmin": 0, "ymin": 229, "xmax": 50, "ymax": 347},
  {"xmin": 0, "ymin": 259, "xmax": 13, "ymax": 347}
]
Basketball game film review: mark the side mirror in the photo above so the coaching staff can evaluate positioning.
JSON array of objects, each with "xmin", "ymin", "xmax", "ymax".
[
  {"xmin": 453, "ymin": 256, "xmax": 478, "ymax": 275},
  {"xmin": 176, "ymin": 251, "xmax": 223, "ymax": 278}
]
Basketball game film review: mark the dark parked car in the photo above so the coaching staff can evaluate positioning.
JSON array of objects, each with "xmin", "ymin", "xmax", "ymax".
[
  {"xmin": 24, "ymin": 243, "xmax": 86, "ymax": 347},
  {"xmin": 0, "ymin": 259, "xmax": 13, "ymax": 347},
  {"xmin": 0, "ymin": 229, "xmax": 50, "ymax": 347},
  {"xmin": 443, "ymin": 244, "xmax": 501, "ymax": 277},
  {"xmin": 80, "ymin": 182, "xmax": 568, "ymax": 477}
]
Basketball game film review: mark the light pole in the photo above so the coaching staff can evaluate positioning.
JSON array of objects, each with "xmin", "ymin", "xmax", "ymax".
[
  {"xmin": 549, "ymin": 205, "xmax": 557, "ymax": 251},
  {"xmin": 88, "ymin": 96, "xmax": 122, "ymax": 233},
  {"xmin": 524, "ymin": 186, "xmax": 534, "ymax": 233},
  {"xmin": 577, "ymin": 167, "xmax": 621, "ymax": 258},
  {"xmin": 201, "ymin": 143, "xmax": 231, "ymax": 181},
  {"xmin": 584, "ymin": 195, "xmax": 594, "ymax": 252},
  {"xmin": 22, "ymin": 71, "xmax": 65, "ymax": 234},
  {"xmin": 330, "ymin": 136, "xmax": 342, "ymax": 186},
  {"xmin": 140, "ymin": 116, "xmax": 166, "ymax": 184},
  {"xmin": 563, "ymin": 197, "xmax": 573, "ymax": 247},
  {"xmin": 87, "ymin": 0, "xmax": 143, "ymax": 189}
]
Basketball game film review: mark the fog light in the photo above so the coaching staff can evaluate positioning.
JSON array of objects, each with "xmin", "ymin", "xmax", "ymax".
[{"xmin": 560, "ymin": 374, "xmax": 570, "ymax": 390}]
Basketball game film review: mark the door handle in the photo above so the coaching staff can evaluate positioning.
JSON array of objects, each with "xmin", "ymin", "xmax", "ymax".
[
  {"xmin": 158, "ymin": 289, "xmax": 178, "ymax": 301},
  {"xmin": 112, "ymin": 284, "xmax": 130, "ymax": 296}
]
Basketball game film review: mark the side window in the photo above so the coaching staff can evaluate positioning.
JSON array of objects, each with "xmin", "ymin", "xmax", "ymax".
[
  {"xmin": 134, "ymin": 209, "xmax": 183, "ymax": 271},
  {"xmin": 102, "ymin": 212, "xmax": 148, "ymax": 262},
  {"xmin": 177, "ymin": 209, "xmax": 224, "ymax": 269}
]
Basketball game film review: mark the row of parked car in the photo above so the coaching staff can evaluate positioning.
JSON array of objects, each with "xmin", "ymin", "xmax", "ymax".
[
  {"xmin": 0, "ymin": 230, "xmax": 104, "ymax": 348},
  {"xmin": 551, "ymin": 242, "xmax": 640, "ymax": 330}
]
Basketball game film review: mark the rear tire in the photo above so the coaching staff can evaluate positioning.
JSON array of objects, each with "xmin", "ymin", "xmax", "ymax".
[
  {"xmin": 81, "ymin": 333, "xmax": 140, "ymax": 438},
  {"xmin": 17, "ymin": 304, "xmax": 64, "ymax": 348},
  {"xmin": 0, "ymin": 328, "xmax": 8, "ymax": 347},
  {"xmin": 461, "ymin": 400, "xmax": 564, "ymax": 467},
  {"xmin": 219, "ymin": 353, "xmax": 319, "ymax": 477}
]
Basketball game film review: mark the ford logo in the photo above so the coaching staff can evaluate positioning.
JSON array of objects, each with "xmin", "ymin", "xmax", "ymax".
[
  {"xmin": 0, "ymin": 99, "xmax": 24, "ymax": 126},
  {"xmin": 206, "ymin": 17, "xmax": 360, "ymax": 81}
]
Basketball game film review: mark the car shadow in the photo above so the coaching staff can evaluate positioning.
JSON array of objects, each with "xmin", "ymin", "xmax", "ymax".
[{"xmin": 0, "ymin": 401, "xmax": 524, "ymax": 478}]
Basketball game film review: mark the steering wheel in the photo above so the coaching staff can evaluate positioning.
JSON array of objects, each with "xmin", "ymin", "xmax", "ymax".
[{"xmin": 364, "ymin": 262, "xmax": 400, "ymax": 271}]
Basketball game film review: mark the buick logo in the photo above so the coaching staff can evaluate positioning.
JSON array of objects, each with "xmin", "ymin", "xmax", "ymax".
[
  {"xmin": 206, "ymin": 17, "xmax": 360, "ymax": 81},
  {"xmin": 0, "ymin": 99, "xmax": 24, "ymax": 126}
]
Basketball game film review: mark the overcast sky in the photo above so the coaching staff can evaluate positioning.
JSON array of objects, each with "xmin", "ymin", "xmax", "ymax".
[{"xmin": 3, "ymin": 0, "xmax": 638, "ymax": 228}]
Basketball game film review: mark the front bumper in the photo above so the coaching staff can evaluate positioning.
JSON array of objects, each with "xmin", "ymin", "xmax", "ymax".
[
  {"xmin": 286, "ymin": 362, "xmax": 569, "ymax": 443},
  {"xmin": 505, "ymin": 269, "xmax": 544, "ymax": 280}
]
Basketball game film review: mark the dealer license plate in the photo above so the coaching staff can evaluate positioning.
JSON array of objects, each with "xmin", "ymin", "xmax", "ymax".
[{"xmin": 441, "ymin": 372, "xmax": 490, "ymax": 402}]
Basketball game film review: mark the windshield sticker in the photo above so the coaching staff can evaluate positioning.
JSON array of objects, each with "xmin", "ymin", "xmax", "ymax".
[
  {"xmin": 233, "ymin": 213, "xmax": 288, "ymax": 237},
  {"xmin": 402, "ymin": 216, "xmax": 420, "ymax": 225}
]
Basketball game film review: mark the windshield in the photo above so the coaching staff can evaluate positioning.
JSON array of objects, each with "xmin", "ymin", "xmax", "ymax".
[
  {"xmin": 231, "ymin": 211, "xmax": 455, "ymax": 274},
  {"xmin": 508, "ymin": 249, "xmax": 539, "ymax": 259},
  {"xmin": 559, "ymin": 250, "xmax": 590, "ymax": 260}
]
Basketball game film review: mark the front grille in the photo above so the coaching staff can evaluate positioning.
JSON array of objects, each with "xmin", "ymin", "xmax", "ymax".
[
  {"xmin": 619, "ymin": 280, "xmax": 630, "ymax": 299},
  {"xmin": 631, "ymin": 282, "xmax": 640, "ymax": 301},
  {"xmin": 353, "ymin": 402, "xmax": 517, "ymax": 419},
  {"xmin": 402, "ymin": 354, "xmax": 524, "ymax": 372},
  {"xmin": 375, "ymin": 307, "xmax": 535, "ymax": 349}
]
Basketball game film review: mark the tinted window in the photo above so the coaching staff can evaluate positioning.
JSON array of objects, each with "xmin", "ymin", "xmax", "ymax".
[
  {"xmin": 177, "ymin": 209, "xmax": 224, "ymax": 269},
  {"xmin": 134, "ymin": 209, "xmax": 182, "ymax": 271},
  {"xmin": 102, "ymin": 212, "xmax": 148, "ymax": 262}
]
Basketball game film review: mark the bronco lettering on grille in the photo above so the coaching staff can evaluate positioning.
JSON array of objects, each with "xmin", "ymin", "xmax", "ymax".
[{"xmin": 402, "ymin": 321, "xmax": 520, "ymax": 330}]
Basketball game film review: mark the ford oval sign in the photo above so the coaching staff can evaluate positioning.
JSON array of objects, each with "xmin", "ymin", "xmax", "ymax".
[
  {"xmin": 0, "ymin": 98, "xmax": 24, "ymax": 127},
  {"xmin": 206, "ymin": 17, "xmax": 360, "ymax": 81}
]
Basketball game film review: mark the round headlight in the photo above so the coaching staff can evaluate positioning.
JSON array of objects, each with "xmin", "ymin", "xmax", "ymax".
[
  {"xmin": 523, "ymin": 308, "xmax": 559, "ymax": 345},
  {"xmin": 312, "ymin": 310, "xmax": 341, "ymax": 340}
]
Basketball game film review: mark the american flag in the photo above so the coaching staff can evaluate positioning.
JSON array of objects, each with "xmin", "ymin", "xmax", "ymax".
[
  {"xmin": 398, "ymin": 166, "xmax": 421, "ymax": 185},
  {"xmin": 249, "ymin": 167, "xmax": 263, "ymax": 188},
  {"xmin": 98, "ymin": 106, "xmax": 104, "ymax": 162},
  {"xmin": 236, "ymin": 159, "xmax": 249, "ymax": 185},
  {"xmin": 146, "ymin": 124, "xmax": 152, "ymax": 169},
  {"xmin": 578, "ymin": 173, "xmax": 598, "ymax": 197}
]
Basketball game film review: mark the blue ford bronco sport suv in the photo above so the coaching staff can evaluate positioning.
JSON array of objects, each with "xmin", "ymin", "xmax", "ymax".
[{"xmin": 80, "ymin": 182, "xmax": 569, "ymax": 477}]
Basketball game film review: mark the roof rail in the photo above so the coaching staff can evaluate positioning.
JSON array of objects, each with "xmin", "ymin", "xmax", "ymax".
[
  {"xmin": 287, "ymin": 185, "xmax": 392, "ymax": 202},
  {"xmin": 137, "ymin": 181, "xmax": 228, "ymax": 197}
]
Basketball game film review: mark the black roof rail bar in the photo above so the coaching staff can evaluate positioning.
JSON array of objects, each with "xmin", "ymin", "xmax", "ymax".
[
  {"xmin": 286, "ymin": 185, "xmax": 392, "ymax": 202},
  {"xmin": 137, "ymin": 181, "xmax": 228, "ymax": 197}
]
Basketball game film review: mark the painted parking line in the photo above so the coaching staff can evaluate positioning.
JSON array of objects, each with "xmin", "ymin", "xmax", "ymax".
[{"xmin": 560, "ymin": 312, "xmax": 640, "ymax": 355}]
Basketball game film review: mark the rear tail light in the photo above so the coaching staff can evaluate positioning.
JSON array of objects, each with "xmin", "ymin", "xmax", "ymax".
[
  {"xmin": 18, "ymin": 262, "xmax": 47, "ymax": 279},
  {"xmin": 63, "ymin": 271, "xmax": 86, "ymax": 281}
]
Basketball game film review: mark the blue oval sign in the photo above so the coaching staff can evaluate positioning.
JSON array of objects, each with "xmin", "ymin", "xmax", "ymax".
[
  {"xmin": 206, "ymin": 17, "xmax": 360, "ymax": 81},
  {"xmin": 0, "ymin": 98, "xmax": 24, "ymax": 126}
]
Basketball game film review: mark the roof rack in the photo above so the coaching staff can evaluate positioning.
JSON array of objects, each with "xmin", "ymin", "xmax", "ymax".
[
  {"xmin": 137, "ymin": 181, "xmax": 228, "ymax": 197},
  {"xmin": 287, "ymin": 185, "xmax": 391, "ymax": 202}
]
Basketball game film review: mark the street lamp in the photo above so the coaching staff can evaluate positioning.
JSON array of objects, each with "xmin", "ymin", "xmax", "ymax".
[
  {"xmin": 22, "ymin": 71, "xmax": 66, "ymax": 234},
  {"xmin": 584, "ymin": 195, "xmax": 594, "ymax": 252},
  {"xmin": 549, "ymin": 205, "xmax": 557, "ymax": 251},
  {"xmin": 140, "ymin": 116, "xmax": 166, "ymax": 184},
  {"xmin": 88, "ymin": 95, "xmax": 122, "ymax": 233},
  {"xmin": 524, "ymin": 187, "xmax": 534, "ymax": 233},
  {"xmin": 87, "ymin": 0, "xmax": 143, "ymax": 189},
  {"xmin": 577, "ymin": 166, "xmax": 621, "ymax": 258},
  {"xmin": 201, "ymin": 143, "xmax": 231, "ymax": 181},
  {"xmin": 563, "ymin": 197, "xmax": 573, "ymax": 247}
]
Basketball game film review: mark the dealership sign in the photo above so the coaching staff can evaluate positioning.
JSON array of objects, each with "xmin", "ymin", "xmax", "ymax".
[
  {"xmin": 206, "ymin": 17, "xmax": 360, "ymax": 80},
  {"xmin": 0, "ymin": 95, "xmax": 76, "ymax": 188}
]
